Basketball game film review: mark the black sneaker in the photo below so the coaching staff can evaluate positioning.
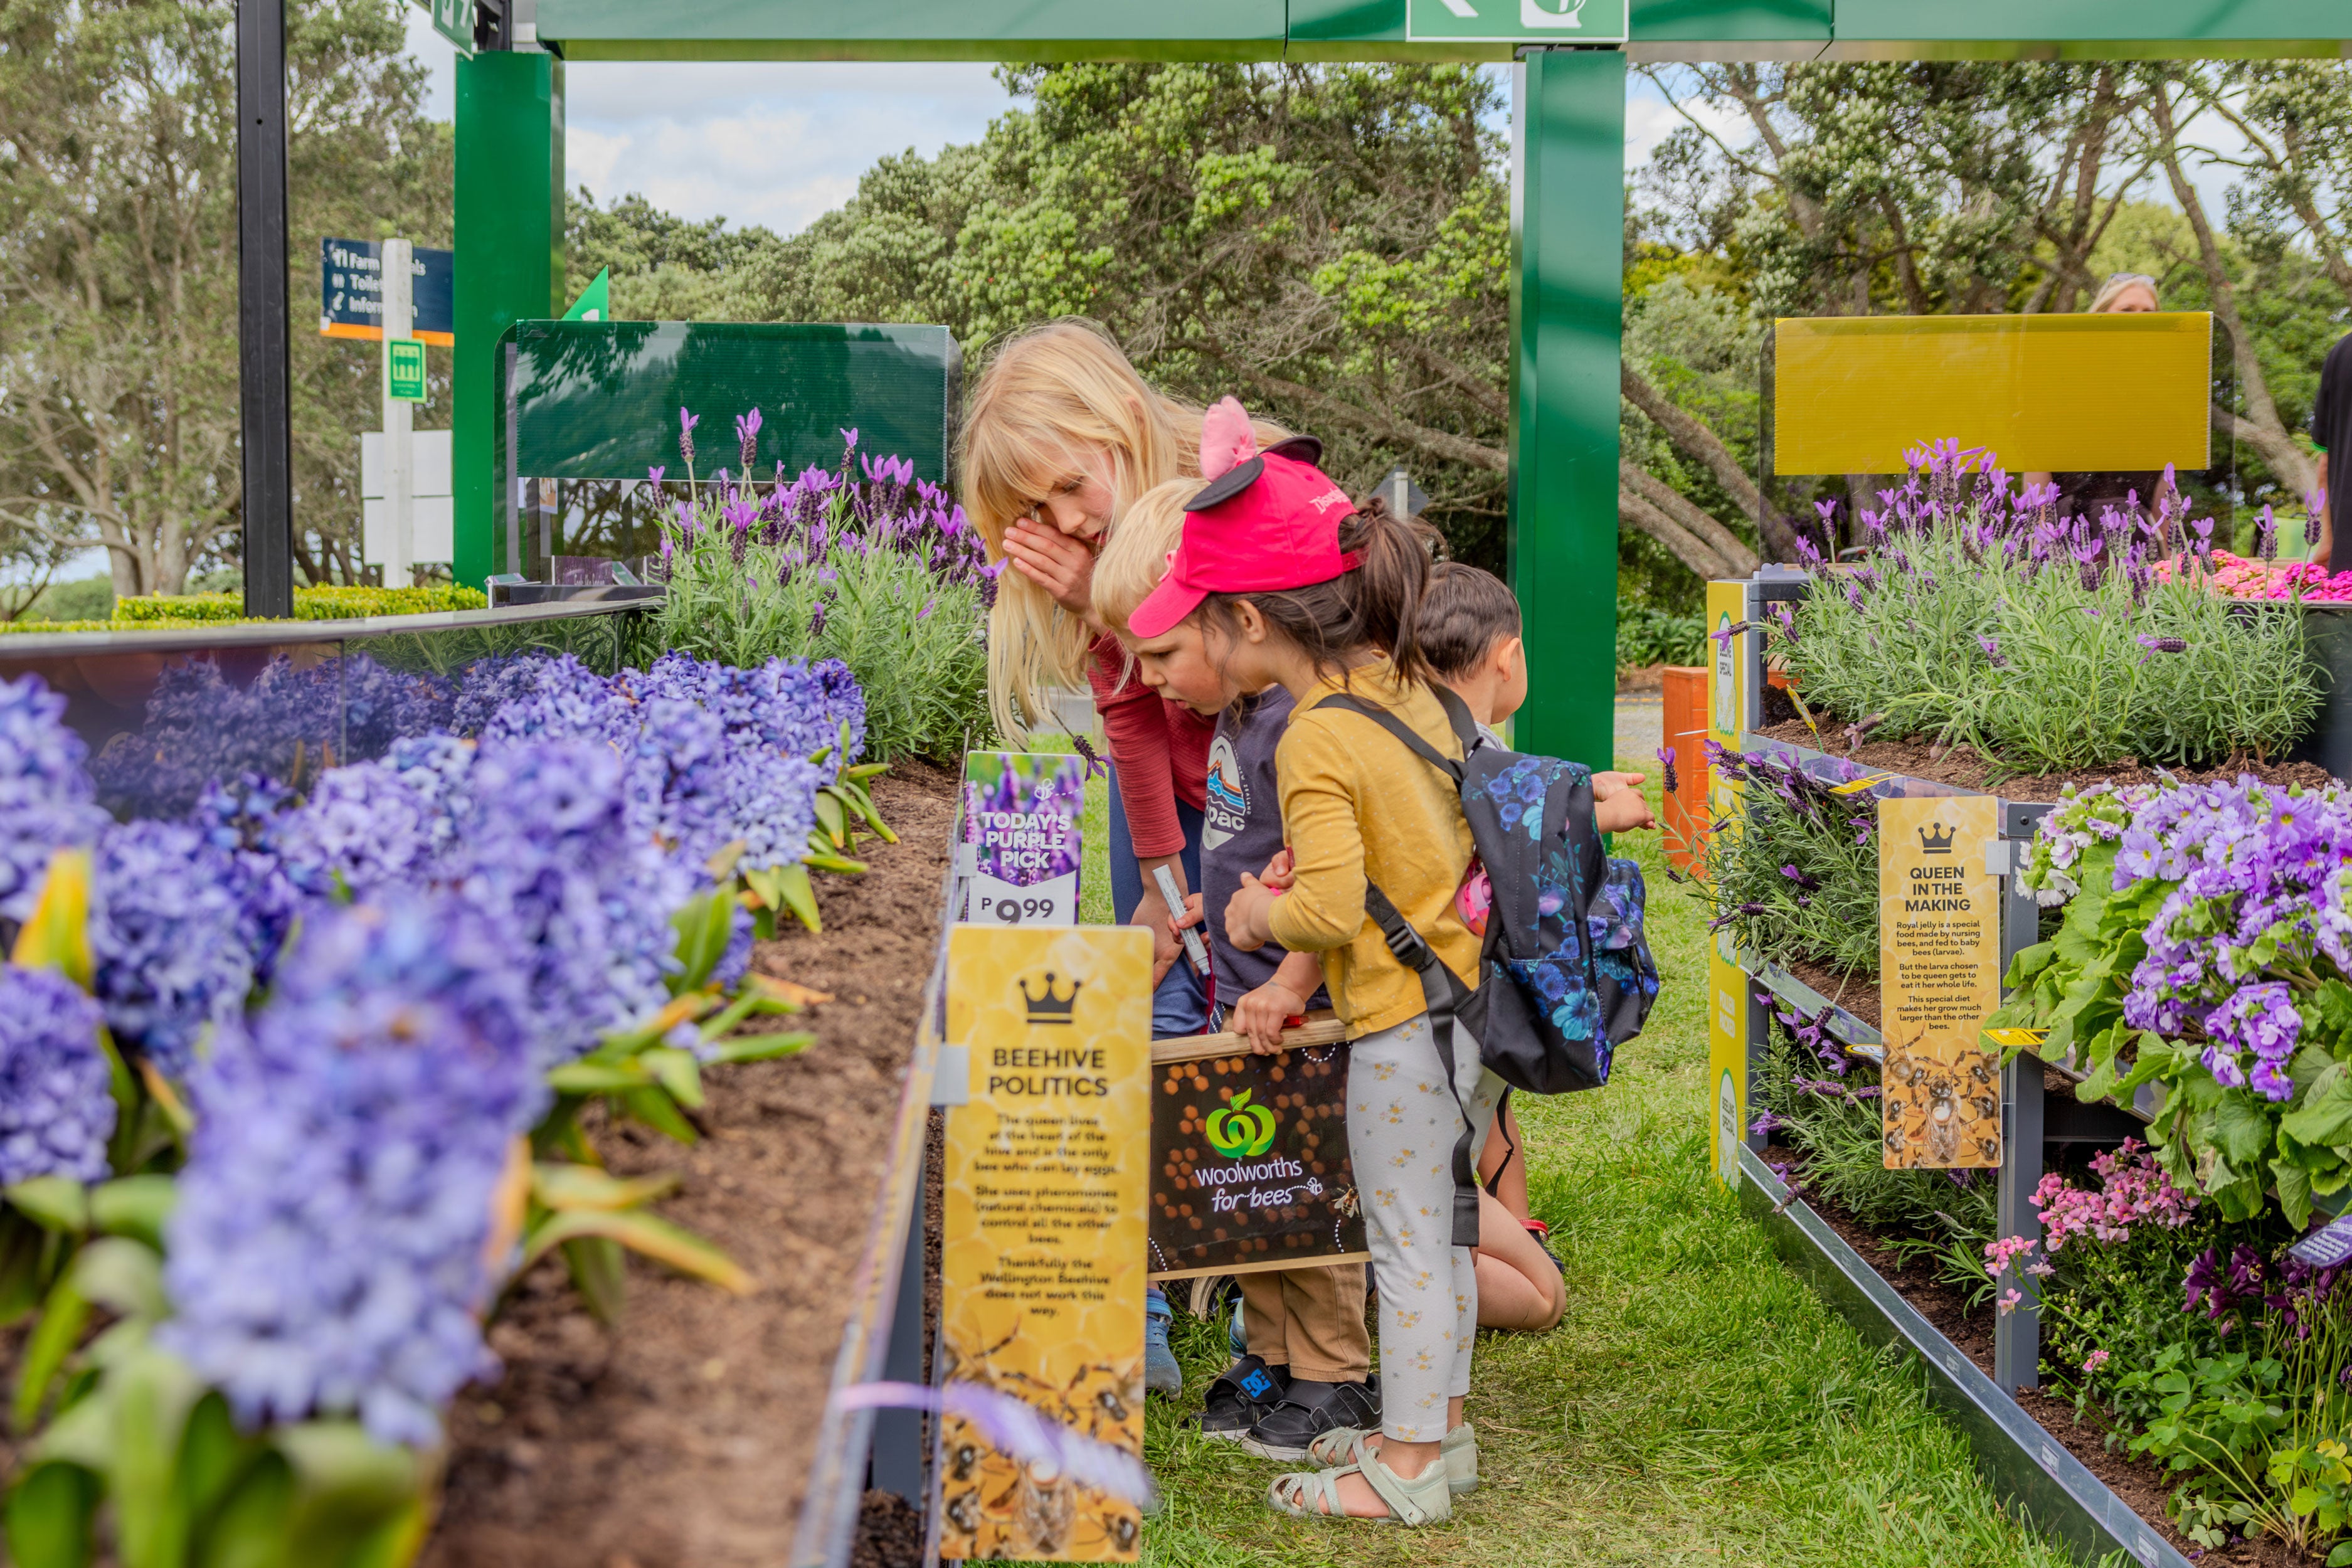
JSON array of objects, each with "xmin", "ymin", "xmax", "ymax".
[
  {"xmin": 1191, "ymin": 1355, "xmax": 1288, "ymax": 1442},
  {"xmin": 1239, "ymin": 1378, "xmax": 1382, "ymax": 1462},
  {"xmin": 1526, "ymin": 1218, "xmax": 1566, "ymax": 1274}
]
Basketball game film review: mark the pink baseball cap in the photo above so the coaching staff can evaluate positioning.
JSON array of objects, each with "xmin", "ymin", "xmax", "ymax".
[{"xmin": 1126, "ymin": 399, "xmax": 1360, "ymax": 640}]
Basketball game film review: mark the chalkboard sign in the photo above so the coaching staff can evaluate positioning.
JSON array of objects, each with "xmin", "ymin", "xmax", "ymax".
[{"xmin": 1146, "ymin": 1031, "xmax": 1367, "ymax": 1280}]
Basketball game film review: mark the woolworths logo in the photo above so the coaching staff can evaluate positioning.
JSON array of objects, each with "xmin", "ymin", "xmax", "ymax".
[{"xmin": 1204, "ymin": 1090, "xmax": 1278, "ymax": 1159}]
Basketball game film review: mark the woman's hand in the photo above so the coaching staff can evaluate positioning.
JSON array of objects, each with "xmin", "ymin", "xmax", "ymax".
[
  {"xmin": 1002, "ymin": 517, "xmax": 1098, "ymax": 620},
  {"xmin": 1232, "ymin": 978, "xmax": 1309, "ymax": 1055},
  {"xmin": 1131, "ymin": 857, "xmax": 1185, "ymax": 988}
]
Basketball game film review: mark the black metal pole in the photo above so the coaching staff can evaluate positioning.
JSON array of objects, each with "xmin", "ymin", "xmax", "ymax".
[{"xmin": 236, "ymin": 0, "xmax": 294, "ymax": 618}]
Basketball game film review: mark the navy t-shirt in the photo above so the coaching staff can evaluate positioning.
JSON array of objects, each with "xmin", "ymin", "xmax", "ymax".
[
  {"xmin": 2318, "ymin": 331, "xmax": 2352, "ymax": 573},
  {"xmin": 1201, "ymin": 687, "xmax": 1328, "ymax": 1017}
]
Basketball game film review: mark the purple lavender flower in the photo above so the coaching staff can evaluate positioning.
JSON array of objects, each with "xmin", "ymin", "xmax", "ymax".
[
  {"xmin": 680, "ymin": 407, "xmax": 701, "ymax": 470},
  {"xmin": 0, "ymin": 673, "xmax": 110, "ymax": 922},
  {"xmin": 736, "ymin": 406, "xmax": 763, "ymax": 471},
  {"xmin": 0, "ymin": 966, "xmax": 114, "ymax": 1184},
  {"xmin": 161, "ymin": 893, "xmax": 541, "ymax": 1448}
]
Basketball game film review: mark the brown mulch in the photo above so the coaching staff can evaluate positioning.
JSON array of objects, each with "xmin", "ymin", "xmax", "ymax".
[
  {"xmin": 1781, "ymin": 956, "xmax": 1883, "ymax": 1030},
  {"xmin": 421, "ymin": 763, "xmax": 957, "ymax": 1568},
  {"xmin": 1753, "ymin": 718, "xmax": 2336, "ymax": 803},
  {"xmin": 1773, "ymin": 1149, "xmax": 2316, "ymax": 1566}
]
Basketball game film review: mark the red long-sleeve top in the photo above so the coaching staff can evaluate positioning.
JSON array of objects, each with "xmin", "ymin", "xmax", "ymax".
[{"xmin": 1087, "ymin": 633, "xmax": 1212, "ymax": 859}]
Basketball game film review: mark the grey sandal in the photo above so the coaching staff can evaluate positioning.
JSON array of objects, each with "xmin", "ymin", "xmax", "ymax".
[
  {"xmin": 1266, "ymin": 1448, "xmax": 1453, "ymax": 1525},
  {"xmin": 1304, "ymin": 1421, "xmax": 1479, "ymax": 1495}
]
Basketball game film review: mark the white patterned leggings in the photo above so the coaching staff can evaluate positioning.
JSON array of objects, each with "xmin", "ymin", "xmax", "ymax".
[{"xmin": 1346, "ymin": 1012, "xmax": 1504, "ymax": 1443}]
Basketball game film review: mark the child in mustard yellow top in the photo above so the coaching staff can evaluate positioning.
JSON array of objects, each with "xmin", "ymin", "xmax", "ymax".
[{"xmin": 1116, "ymin": 398, "xmax": 1499, "ymax": 1527}]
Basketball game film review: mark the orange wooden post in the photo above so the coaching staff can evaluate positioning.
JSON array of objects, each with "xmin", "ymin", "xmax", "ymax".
[{"xmin": 1660, "ymin": 665, "xmax": 1709, "ymax": 873}]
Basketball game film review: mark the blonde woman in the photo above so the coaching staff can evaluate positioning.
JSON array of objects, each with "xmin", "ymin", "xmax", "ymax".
[
  {"xmin": 2024, "ymin": 272, "xmax": 2185, "ymax": 519},
  {"xmin": 962, "ymin": 322, "xmax": 1283, "ymax": 1395}
]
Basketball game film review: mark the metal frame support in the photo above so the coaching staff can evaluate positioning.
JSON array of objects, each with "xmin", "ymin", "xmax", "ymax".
[
  {"xmin": 1508, "ymin": 46, "xmax": 1624, "ymax": 768},
  {"xmin": 235, "ymin": 0, "xmax": 294, "ymax": 619},
  {"xmin": 453, "ymin": 48, "xmax": 564, "ymax": 593},
  {"xmin": 870, "ymin": 1136, "xmax": 930, "ymax": 1508},
  {"xmin": 1993, "ymin": 829, "xmax": 2048, "ymax": 1394},
  {"xmin": 1742, "ymin": 980, "xmax": 1772, "ymax": 1155}
]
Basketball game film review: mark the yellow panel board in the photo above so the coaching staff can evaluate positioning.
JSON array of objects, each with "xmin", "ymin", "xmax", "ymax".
[
  {"xmin": 1774, "ymin": 312, "xmax": 2211, "ymax": 477},
  {"xmin": 1878, "ymin": 797, "xmax": 2003, "ymax": 1170},
  {"xmin": 1703, "ymin": 579, "xmax": 1749, "ymax": 1185},
  {"xmin": 940, "ymin": 925, "xmax": 1152, "ymax": 1561},
  {"xmin": 1708, "ymin": 949, "xmax": 1749, "ymax": 1186}
]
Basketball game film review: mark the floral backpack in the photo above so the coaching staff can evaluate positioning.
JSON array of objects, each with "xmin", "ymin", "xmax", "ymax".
[{"xmin": 1320, "ymin": 684, "xmax": 1660, "ymax": 1245}]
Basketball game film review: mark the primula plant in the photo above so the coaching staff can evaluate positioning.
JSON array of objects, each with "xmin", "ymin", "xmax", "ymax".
[
  {"xmin": 641, "ymin": 418, "xmax": 994, "ymax": 764},
  {"xmin": 1774, "ymin": 440, "xmax": 2319, "ymax": 776},
  {"xmin": 1994, "ymin": 773, "xmax": 2352, "ymax": 1226}
]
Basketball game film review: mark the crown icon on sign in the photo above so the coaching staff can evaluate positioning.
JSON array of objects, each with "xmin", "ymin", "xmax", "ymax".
[
  {"xmin": 1917, "ymin": 822, "xmax": 1957, "ymax": 855},
  {"xmin": 1020, "ymin": 972, "xmax": 1083, "ymax": 1024}
]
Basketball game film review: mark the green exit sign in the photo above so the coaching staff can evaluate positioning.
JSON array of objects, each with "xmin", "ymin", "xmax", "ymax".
[
  {"xmin": 387, "ymin": 338, "xmax": 428, "ymax": 402},
  {"xmin": 1406, "ymin": 0, "xmax": 1628, "ymax": 42},
  {"xmin": 422, "ymin": 0, "xmax": 475, "ymax": 58}
]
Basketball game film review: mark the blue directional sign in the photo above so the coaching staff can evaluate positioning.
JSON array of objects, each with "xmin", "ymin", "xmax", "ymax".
[{"xmin": 320, "ymin": 238, "xmax": 455, "ymax": 344}]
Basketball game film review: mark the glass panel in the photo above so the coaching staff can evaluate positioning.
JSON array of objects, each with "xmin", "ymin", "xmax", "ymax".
[{"xmin": 0, "ymin": 604, "xmax": 640, "ymax": 822}]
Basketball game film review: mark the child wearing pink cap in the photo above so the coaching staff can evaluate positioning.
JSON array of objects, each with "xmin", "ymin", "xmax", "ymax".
[{"xmin": 1117, "ymin": 398, "xmax": 1503, "ymax": 1527}]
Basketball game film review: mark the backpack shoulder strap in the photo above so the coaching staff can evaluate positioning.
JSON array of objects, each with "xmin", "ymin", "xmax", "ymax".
[
  {"xmin": 1316, "ymin": 693, "xmax": 1463, "ymax": 785},
  {"xmin": 1428, "ymin": 681, "xmax": 1482, "ymax": 756},
  {"xmin": 1360, "ymin": 881, "xmax": 1483, "ymax": 1249}
]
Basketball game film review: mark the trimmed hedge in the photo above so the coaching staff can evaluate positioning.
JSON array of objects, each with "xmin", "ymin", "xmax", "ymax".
[{"xmin": 112, "ymin": 585, "xmax": 488, "ymax": 623}]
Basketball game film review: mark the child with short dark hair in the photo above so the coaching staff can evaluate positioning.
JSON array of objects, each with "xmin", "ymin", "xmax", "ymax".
[{"xmin": 1414, "ymin": 562, "xmax": 1652, "ymax": 1315}]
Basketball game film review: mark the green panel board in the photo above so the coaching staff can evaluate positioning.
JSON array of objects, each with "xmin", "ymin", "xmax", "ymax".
[
  {"xmin": 1509, "ymin": 48, "xmax": 1623, "ymax": 770},
  {"xmin": 454, "ymin": 51, "xmax": 564, "ymax": 591},
  {"xmin": 539, "ymin": 0, "xmax": 1286, "ymax": 60},
  {"xmin": 499, "ymin": 321, "xmax": 957, "ymax": 485},
  {"xmin": 1829, "ymin": 0, "xmax": 2348, "ymax": 55},
  {"xmin": 1631, "ymin": 0, "xmax": 1827, "ymax": 42}
]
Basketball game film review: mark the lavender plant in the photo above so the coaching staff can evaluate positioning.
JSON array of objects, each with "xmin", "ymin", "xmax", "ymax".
[
  {"xmin": 640, "ymin": 422, "xmax": 992, "ymax": 764},
  {"xmin": 1779, "ymin": 442, "xmax": 2319, "ymax": 776},
  {"xmin": 1684, "ymin": 741, "xmax": 1882, "ymax": 980},
  {"xmin": 0, "ymin": 965, "xmax": 115, "ymax": 1185},
  {"xmin": 160, "ymin": 893, "xmax": 541, "ymax": 1447}
]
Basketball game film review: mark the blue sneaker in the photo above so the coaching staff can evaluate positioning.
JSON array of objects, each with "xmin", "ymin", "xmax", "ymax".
[{"xmin": 1145, "ymin": 1288, "xmax": 1182, "ymax": 1397}]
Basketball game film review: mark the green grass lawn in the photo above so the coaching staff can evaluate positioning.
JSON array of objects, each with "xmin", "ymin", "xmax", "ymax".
[{"xmin": 1127, "ymin": 760, "xmax": 2089, "ymax": 1568}]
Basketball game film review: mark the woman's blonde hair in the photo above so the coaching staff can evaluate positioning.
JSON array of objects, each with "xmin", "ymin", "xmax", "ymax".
[
  {"xmin": 960, "ymin": 319, "xmax": 1283, "ymax": 741},
  {"xmin": 2086, "ymin": 272, "xmax": 2159, "ymax": 314},
  {"xmin": 1090, "ymin": 479, "xmax": 1197, "ymax": 641}
]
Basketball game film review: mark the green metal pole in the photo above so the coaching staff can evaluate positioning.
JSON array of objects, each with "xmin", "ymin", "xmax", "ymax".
[
  {"xmin": 1509, "ymin": 47, "xmax": 1624, "ymax": 769},
  {"xmin": 454, "ymin": 51, "xmax": 565, "ymax": 592}
]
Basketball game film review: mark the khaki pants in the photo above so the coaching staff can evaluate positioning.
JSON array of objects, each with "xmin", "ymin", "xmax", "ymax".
[{"xmin": 1237, "ymin": 1261, "xmax": 1370, "ymax": 1383}]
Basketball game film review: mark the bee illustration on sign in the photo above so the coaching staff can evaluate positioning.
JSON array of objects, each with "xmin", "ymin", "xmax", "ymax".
[
  {"xmin": 939, "ymin": 1328, "xmax": 1144, "ymax": 1561},
  {"xmin": 1880, "ymin": 1027, "xmax": 2000, "ymax": 1169}
]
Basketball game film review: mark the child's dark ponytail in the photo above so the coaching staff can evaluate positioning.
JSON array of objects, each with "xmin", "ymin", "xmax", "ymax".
[{"xmin": 1200, "ymin": 501, "xmax": 1439, "ymax": 691}]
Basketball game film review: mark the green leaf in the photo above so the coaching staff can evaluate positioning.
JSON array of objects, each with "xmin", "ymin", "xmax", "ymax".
[
  {"xmin": 196, "ymin": 1451, "xmax": 295, "ymax": 1568},
  {"xmin": 521, "ymin": 1210, "xmax": 752, "ymax": 1295},
  {"xmin": 669, "ymin": 889, "xmax": 735, "ymax": 993},
  {"xmin": 2274, "ymin": 1159, "xmax": 2317, "ymax": 1231},
  {"xmin": 620, "ymin": 1086, "xmax": 699, "ymax": 1145},
  {"xmin": 88, "ymin": 1177, "xmax": 176, "ymax": 1253},
  {"xmin": 6, "ymin": 1179, "xmax": 88, "ymax": 1236},
  {"xmin": 269, "ymin": 1421, "xmax": 428, "ymax": 1568},
  {"xmin": 813, "ymin": 792, "xmax": 847, "ymax": 849},
  {"xmin": 9, "ymin": 847, "xmax": 93, "ymax": 987},
  {"xmin": 768, "ymin": 861, "xmax": 820, "ymax": 933},
  {"xmin": 73, "ymin": 1237, "xmax": 167, "ymax": 1323},
  {"xmin": 2212, "ymin": 1094, "xmax": 2274, "ymax": 1166},
  {"xmin": 2280, "ymin": 1063, "xmax": 2352, "ymax": 1148},
  {"xmin": 2003, "ymin": 940, "xmax": 2055, "ymax": 984},
  {"xmin": 545, "ymin": 1061, "xmax": 655, "ymax": 1094},
  {"xmin": 0, "ymin": 1209, "xmax": 50, "ymax": 1326},
  {"xmin": 559, "ymin": 1236, "xmax": 628, "ymax": 1326},
  {"xmin": 110, "ymin": 1346, "xmax": 205, "ymax": 1568},
  {"xmin": 530, "ymin": 1163, "xmax": 677, "ymax": 1214},
  {"xmin": 4, "ymin": 1461, "xmax": 99, "ymax": 1568},
  {"xmin": 14, "ymin": 1275, "xmax": 88, "ymax": 1433},
  {"xmin": 640, "ymin": 1046, "xmax": 705, "ymax": 1110},
  {"xmin": 706, "ymin": 1030, "xmax": 813, "ymax": 1066}
]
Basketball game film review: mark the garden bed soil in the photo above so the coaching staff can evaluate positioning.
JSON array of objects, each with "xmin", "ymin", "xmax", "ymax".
[
  {"xmin": 421, "ymin": 762, "xmax": 957, "ymax": 1568},
  {"xmin": 1753, "ymin": 719, "xmax": 2336, "ymax": 803},
  {"xmin": 1771, "ymin": 1147, "xmax": 2314, "ymax": 1567},
  {"xmin": 1781, "ymin": 956, "xmax": 1881, "ymax": 1030}
]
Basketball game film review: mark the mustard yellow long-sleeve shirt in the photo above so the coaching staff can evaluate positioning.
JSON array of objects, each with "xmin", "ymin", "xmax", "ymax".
[{"xmin": 1266, "ymin": 659, "xmax": 1481, "ymax": 1037}]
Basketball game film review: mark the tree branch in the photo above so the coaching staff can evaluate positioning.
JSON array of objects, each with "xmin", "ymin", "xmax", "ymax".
[
  {"xmin": 1620, "ymin": 460, "xmax": 1759, "ymax": 576},
  {"xmin": 1619, "ymin": 487, "xmax": 1740, "ymax": 580},
  {"xmin": 1620, "ymin": 361, "xmax": 1796, "ymax": 559}
]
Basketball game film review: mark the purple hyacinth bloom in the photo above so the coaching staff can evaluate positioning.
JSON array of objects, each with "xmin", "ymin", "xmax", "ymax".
[
  {"xmin": 0, "ymin": 966, "xmax": 115, "ymax": 1184},
  {"xmin": 0, "ymin": 673, "xmax": 112, "ymax": 922},
  {"xmin": 160, "ymin": 893, "xmax": 541, "ymax": 1448},
  {"xmin": 90, "ymin": 818, "xmax": 260, "ymax": 1078}
]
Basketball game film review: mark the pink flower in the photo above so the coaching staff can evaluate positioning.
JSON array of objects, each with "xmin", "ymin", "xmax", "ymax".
[
  {"xmin": 1998, "ymin": 1289, "xmax": 2024, "ymax": 1316},
  {"xmin": 1983, "ymin": 1234, "xmax": 2037, "ymax": 1279},
  {"xmin": 2082, "ymin": 1349, "xmax": 2111, "ymax": 1374}
]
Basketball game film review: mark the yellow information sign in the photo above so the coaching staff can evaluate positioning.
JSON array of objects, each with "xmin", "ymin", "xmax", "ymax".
[
  {"xmin": 1878, "ymin": 797, "xmax": 2003, "ymax": 1169},
  {"xmin": 1774, "ymin": 312, "xmax": 2212, "ymax": 477},
  {"xmin": 1704, "ymin": 578, "xmax": 1749, "ymax": 1186},
  {"xmin": 940, "ymin": 925, "xmax": 1150, "ymax": 1561},
  {"xmin": 1708, "ymin": 949, "xmax": 1751, "ymax": 1186}
]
